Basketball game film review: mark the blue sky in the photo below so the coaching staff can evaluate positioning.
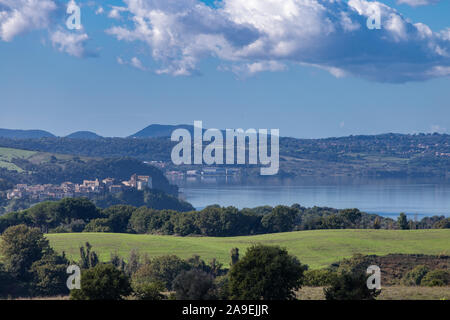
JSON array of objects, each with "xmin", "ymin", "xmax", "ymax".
[{"xmin": 0, "ymin": 0, "xmax": 449, "ymax": 138}]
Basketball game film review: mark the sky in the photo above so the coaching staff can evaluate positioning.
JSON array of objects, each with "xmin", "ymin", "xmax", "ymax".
[{"xmin": 0, "ymin": 0, "xmax": 449, "ymax": 139}]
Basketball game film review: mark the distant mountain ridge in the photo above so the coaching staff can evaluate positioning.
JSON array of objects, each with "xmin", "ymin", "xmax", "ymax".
[
  {"xmin": 0, "ymin": 129, "xmax": 55, "ymax": 139},
  {"xmin": 129, "ymin": 124, "xmax": 195, "ymax": 138}
]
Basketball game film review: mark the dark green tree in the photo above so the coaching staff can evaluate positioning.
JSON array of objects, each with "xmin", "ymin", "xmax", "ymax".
[
  {"xmin": 30, "ymin": 252, "xmax": 69, "ymax": 296},
  {"xmin": 398, "ymin": 213, "xmax": 409, "ymax": 230},
  {"xmin": 261, "ymin": 206, "xmax": 297, "ymax": 233},
  {"xmin": 324, "ymin": 271, "xmax": 381, "ymax": 300},
  {"xmin": 0, "ymin": 224, "xmax": 52, "ymax": 279},
  {"xmin": 79, "ymin": 242, "xmax": 99, "ymax": 269},
  {"xmin": 229, "ymin": 245, "xmax": 307, "ymax": 300},
  {"xmin": 173, "ymin": 269, "xmax": 217, "ymax": 300},
  {"xmin": 230, "ymin": 248, "xmax": 239, "ymax": 266},
  {"xmin": 70, "ymin": 264, "xmax": 132, "ymax": 300}
]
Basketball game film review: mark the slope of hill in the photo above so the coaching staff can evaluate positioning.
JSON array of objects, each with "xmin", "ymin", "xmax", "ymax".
[
  {"xmin": 0, "ymin": 147, "xmax": 37, "ymax": 172},
  {"xmin": 130, "ymin": 124, "xmax": 194, "ymax": 138},
  {"xmin": 0, "ymin": 128, "xmax": 55, "ymax": 139},
  {"xmin": 0, "ymin": 132, "xmax": 449, "ymax": 178},
  {"xmin": 46, "ymin": 229, "xmax": 450, "ymax": 269},
  {"xmin": 65, "ymin": 131, "xmax": 103, "ymax": 140}
]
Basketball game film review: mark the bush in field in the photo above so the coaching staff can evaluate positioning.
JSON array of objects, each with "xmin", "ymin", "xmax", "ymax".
[
  {"xmin": 132, "ymin": 255, "xmax": 190, "ymax": 291},
  {"xmin": 83, "ymin": 218, "xmax": 112, "ymax": 233},
  {"xmin": 173, "ymin": 269, "xmax": 217, "ymax": 300},
  {"xmin": 132, "ymin": 280, "xmax": 165, "ymax": 300},
  {"xmin": 229, "ymin": 245, "xmax": 307, "ymax": 300},
  {"xmin": 403, "ymin": 265, "xmax": 430, "ymax": 286},
  {"xmin": 70, "ymin": 264, "xmax": 132, "ymax": 300},
  {"xmin": 303, "ymin": 269, "xmax": 338, "ymax": 287},
  {"xmin": 324, "ymin": 271, "xmax": 381, "ymax": 300},
  {"xmin": 421, "ymin": 270, "xmax": 450, "ymax": 287}
]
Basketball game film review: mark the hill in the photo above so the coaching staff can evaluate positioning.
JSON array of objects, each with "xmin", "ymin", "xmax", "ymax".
[
  {"xmin": 0, "ymin": 132, "xmax": 449, "ymax": 178},
  {"xmin": 0, "ymin": 128, "xmax": 55, "ymax": 139},
  {"xmin": 130, "ymin": 124, "xmax": 194, "ymax": 138},
  {"xmin": 65, "ymin": 131, "xmax": 103, "ymax": 140},
  {"xmin": 46, "ymin": 229, "xmax": 450, "ymax": 269}
]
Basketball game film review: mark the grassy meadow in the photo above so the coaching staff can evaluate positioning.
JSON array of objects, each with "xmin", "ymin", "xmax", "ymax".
[{"xmin": 46, "ymin": 229, "xmax": 450, "ymax": 269}]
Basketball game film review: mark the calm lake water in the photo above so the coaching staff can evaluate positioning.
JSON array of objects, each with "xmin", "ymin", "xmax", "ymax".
[{"xmin": 177, "ymin": 178, "xmax": 450, "ymax": 219}]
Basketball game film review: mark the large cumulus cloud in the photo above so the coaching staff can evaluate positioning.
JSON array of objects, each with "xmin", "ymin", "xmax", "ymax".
[
  {"xmin": 0, "ymin": 0, "xmax": 90, "ymax": 57},
  {"xmin": 107, "ymin": 0, "xmax": 450, "ymax": 82}
]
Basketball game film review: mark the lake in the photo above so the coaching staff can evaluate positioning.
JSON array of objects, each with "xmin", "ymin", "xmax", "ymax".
[{"xmin": 176, "ymin": 177, "xmax": 450, "ymax": 219}]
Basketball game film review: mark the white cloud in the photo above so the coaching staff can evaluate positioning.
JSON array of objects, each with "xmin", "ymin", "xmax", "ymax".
[
  {"xmin": 117, "ymin": 56, "xmax": 148, "ymax": 71},
  {"xmin": 106, "ymin": 0, "xmax": 450, "ymax": 82},
  {"xmin": 95, "ymin": 6, "xmax": 104, "ymax": 15},
  {"xmin": 50, "ymin": 29, "xmax": 89, "ymax": 58},
  {"xmin": 396, "ymin": 0, "xmax": 440, "ymax": 7},
  {"xmin": 108, "ymin": 6, "xmax": 126, "ymax": 19},
  {"xmin": 0, "ymin": 0, "xmax": 57, "ymax": 41},
  {"xmin": 430, "ymin": 124, "xmax": 446, "ymax": 134}
]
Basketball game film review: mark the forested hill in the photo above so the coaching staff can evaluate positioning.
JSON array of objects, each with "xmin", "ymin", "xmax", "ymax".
[{"xmin": 0, "ymin": 133, "xmax": 449, "ymax": 178}]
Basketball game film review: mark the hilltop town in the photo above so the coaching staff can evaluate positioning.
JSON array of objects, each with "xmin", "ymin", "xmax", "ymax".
[{"xmin": 7, "ymin": 174, "xmax": 153, "ymax": 201}]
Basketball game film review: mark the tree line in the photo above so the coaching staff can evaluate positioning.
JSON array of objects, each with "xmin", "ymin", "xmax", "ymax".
[{"xmin": 1, "ymin": 197, "xmax": 448, "ymax": 236}]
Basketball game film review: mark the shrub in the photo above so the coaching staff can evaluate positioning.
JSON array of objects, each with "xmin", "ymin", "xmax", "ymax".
[
  {"xmin": 83, "ymin": 218, "xmax": 112, "ymax": 232},
  {"xmin": 403, "ymin": 265, "xmax": 430, "ymax": 286},
  {"xmin": 303, "ymin": 269, "xmax": 338, "ymax": 287},
  {"xmin": 324, "ymin": 271, "xmax": 381, "ymax": 300},
  {"xmin": 421, "ymin": 270, "xmax": 450, "ymax": 287},
  {"xmin": 132, "ymin": 281, "xmax": 165, "ymax": 300},
  {"xmin": 132, "ymin": 255, "xmax": 190, "ymax": 291},
  {"xmin": 173, "ymin": 269, "xmax": 217, "ymax": 300},
  {"xmin": 70, "ymin": 264, "xmax": 132, "ymax": 300}
]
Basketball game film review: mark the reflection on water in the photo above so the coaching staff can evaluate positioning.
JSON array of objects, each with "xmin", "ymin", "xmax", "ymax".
[{"xmin": 172, "ymin": 177, "xmax": 450, "ymax": 218}]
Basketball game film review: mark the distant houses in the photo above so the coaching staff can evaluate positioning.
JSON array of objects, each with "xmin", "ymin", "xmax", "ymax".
[{"xmin": 6, "ymin": 174, "xmax": 153, "ymax": 201}]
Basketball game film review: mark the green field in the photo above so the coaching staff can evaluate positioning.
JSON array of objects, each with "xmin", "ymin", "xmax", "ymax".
[
  {"xmin": 0, "ymin": 146, "xmax": 95, "ymax": 173},
  {"xmin": 46, "ymin": 229, "xmax": 450, "ymax": 269},
  {"xmin": 0, "ymin": 147, "xmax": 37, "ymax": 172}
]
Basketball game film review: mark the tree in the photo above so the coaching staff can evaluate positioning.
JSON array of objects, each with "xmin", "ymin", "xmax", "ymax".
[
  {"xmin": 30, "ymin": 252, "xmax": 69, "ymax": 296},
  {"xmin": 229, "ymin": 245, "xmax": 307, "ymax": 300},
  {"xmin": 132, "ymin": 281, "xmax": 166, "ymax": 300},
  {"xmin": 70, "ymin": 264, "xmax": 132, "ymax": 300},
  {"xmin": 230, "ymin": 248, "xmax": 239, "ymax": 266},
  {"xmin": 397, "ymin": 213, "xmax": 409, "ymax": 230},
  {"xmin": 173, "ymin": 269, "xmax": 217, "ymax": 300},
  {"xmin": 132, "ymin": 255, "xmax": 190, "ymax": 291},
  {"xmin": 324, "ymin": 271, "xmax": 380, "ymax": 300},
  {"xmin": 261, "ymin": 206, "xmax": 297, "ymax": 233},
  {"xmin": 79, "ymin": 242, "xmax": 99, "ymax": 269},
  {"xmin": 373, "ymin": 216, "xmax": 381, "ymax": 229},
  {"xmin": 0, "ymin": 224, "xmax": 51, "ymax": 279}
]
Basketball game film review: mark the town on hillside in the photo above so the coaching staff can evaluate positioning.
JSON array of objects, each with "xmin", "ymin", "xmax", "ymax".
[{"xmin": 6, "ymin": 174, "xmax": 153, "ymax": 201}]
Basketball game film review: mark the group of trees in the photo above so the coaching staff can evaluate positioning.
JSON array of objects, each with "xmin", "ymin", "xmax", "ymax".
[
  {"xmin": 1, "ymin": 199, "xmax": 448, "ymax": 236},
  {"xmin": 0, "ymin": 225, "xmax": 70, "ymax": 297},
  {"xmin": 68, "ymin": 244, "xmax": 380, "ymax": 301}
]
